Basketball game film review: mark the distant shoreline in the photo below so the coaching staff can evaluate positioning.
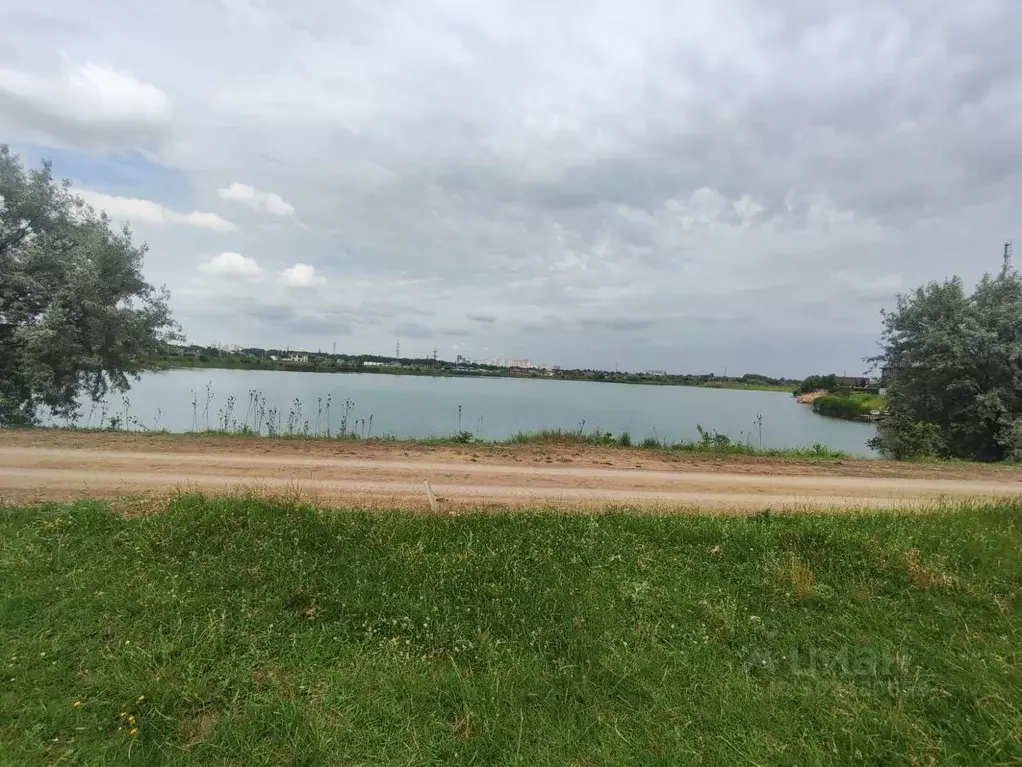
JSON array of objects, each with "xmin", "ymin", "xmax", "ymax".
[{"xmin": 143, "ymin": 356, "xmax": 796, "ymax": 393}]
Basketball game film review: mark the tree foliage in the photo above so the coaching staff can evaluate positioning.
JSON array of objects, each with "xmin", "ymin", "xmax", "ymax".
[
  {"xmin": 0, "ymin": 146, "xmax": 180, "ymax": 426},
  {"xmin": 794, "ymin": 373, "xmax": 839, "ymax": 395},
  {"xmin": 870, "ymin": 270, "xmax": 1022, "ymax": 461}
]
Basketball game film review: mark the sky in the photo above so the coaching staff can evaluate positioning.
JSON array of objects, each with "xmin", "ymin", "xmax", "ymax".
[{"xmin": 2, "ymin": 0, "xmax": 1020, "ymax": 377}]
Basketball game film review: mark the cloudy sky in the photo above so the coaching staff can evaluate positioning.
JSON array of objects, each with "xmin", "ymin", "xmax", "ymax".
[{"xmin": 2, "ymin": 0, "xmax": 1019, "ymax": 376}]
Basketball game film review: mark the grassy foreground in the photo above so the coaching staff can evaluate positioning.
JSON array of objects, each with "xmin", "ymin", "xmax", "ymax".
[{"xmin": 1, "ymin": 499, "xmax": 1020, "ymax": 765}]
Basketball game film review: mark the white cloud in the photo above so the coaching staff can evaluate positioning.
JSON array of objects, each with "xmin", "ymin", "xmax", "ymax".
[
  {"xmin": 733, "ymin": 194, "xmax": 765, "ymax": 222},
  {"xmin": 218, "ymin": 182, "xmax": 295, "ymax": 217},
  {"xmin": 0, "ymin": 60, "xmax": 170, "ymax": 150},
  {"xmin": 199, "ymin": 252, "xmax": 263, "ymax": 279},
  {"xmin": 279, "ymin": 263, "xmax": 325, "ymax": 287},
  {"xmin": 75, "ymin": 189, "xmax": 237, "ymax": 232}
]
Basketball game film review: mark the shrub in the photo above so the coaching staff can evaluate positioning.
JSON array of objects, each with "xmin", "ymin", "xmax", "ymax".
[
  {"xmin": 812, "ymin": 395, "xmax": 865, "ymax": 420},
  {"xmin": 696, "ymin": 424, "xmax": 732, "ymax": 448},
  {"xmin": 868, "ymin": 413, "xmax": 942, "ymax": 459},
  {"xmin": 997, "ymin": 419, "xmax": 1022, "ymax": 462}
]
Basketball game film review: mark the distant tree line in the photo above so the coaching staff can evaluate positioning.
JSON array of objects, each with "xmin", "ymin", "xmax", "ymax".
[
  {"xmin": 793, "ymin": 374, "xmax": 840, "ymax": 395},
  {"xmin": 153, "ymin": 345, "xmax": 798, "ymax": 390}
]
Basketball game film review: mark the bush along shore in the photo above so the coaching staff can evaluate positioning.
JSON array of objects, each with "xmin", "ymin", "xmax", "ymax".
[{"xmin": 812, "ymin": 392, "xmax": 888, "ymax": 422}]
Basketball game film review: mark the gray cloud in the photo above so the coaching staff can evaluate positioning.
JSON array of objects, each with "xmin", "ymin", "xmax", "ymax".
[
  {"xmin": 394, "ymin": 322, "xmax": 434, "ymax": 339},
  {"xmin": 580, "ymin": 318, "xmax": 658, "ymax": 332},
  {"xmin": 187, "ymin": 296, "xmax": 360, "ymax": 338},
  {"xmin": 2, "ymin": 0, "xmax": 1020, "ymax": 375}
]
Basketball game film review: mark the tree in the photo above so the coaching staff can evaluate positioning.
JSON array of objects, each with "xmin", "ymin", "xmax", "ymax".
[
  {"xmin": 869, "ymin": 269, "xmax": 1022, "ymax": 461},
  {"xmin": 0, "ymin": 146, "xmax": 180, "ymax": 426},
  {"xmin": 794, "ymin": 373, "xmax": 838, "ymax": 395}
]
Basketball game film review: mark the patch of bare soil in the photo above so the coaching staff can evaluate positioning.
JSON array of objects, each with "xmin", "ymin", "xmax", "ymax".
[{"xmin": 1, "ymin": 430, "xmax": 1019, "ymax": 511}]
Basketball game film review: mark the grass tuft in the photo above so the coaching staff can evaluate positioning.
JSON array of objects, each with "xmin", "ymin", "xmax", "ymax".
[{"xmin": 789, "ymin": 557, "xmax": 816, "ymax": 599}]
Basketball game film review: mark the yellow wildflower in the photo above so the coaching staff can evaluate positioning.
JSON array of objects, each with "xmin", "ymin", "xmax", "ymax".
[{"xmin": 129, "ymin": 727, "xmax": 139, "ymax": 736}]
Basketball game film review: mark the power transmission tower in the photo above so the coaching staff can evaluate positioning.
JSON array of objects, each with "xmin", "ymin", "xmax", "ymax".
[
  {"xmin": 395, "ymin": 341, "xmax": 401, "ymax": 358},
  {"xmin": 1003, "ymin": 242, "xmax": 1013, "ymax": 276},
  {"xmin": 332, "ymin": 341, "xmax": 336, "ymax": 355},
  {"xmin": 432, "ymin": 347, "xmax": 438, "ymax": 368}
]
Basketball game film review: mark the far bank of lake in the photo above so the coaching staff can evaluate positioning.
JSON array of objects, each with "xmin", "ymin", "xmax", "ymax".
[
  {"xmin": 81, "ymin": 368, "xmax": 877, "ymax": 456},
  {"xmin": 148, "ymin": 353, "xmax": 796, "ymax": 392}
]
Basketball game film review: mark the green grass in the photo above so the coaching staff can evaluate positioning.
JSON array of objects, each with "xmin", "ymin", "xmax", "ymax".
[
  {"xmin": 2, "ymin": 497, "xmax": 1020, "ymax": 764},
  {"xmin": 813, "ymin": 392, "xmax": 889, "ymax": 421},
  {"xmin": 29, "ymin": 424, "xmax": 852, "ymax": 460},
  {"xmin": 850, "ymin": 392, "xmax": 888, "ymax": 411},
  {"xmin": 502, "ymin": 429, "xmax": 848, "ymax": 458}
]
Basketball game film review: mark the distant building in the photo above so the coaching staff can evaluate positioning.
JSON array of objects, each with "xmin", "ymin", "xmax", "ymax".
[
  {"xmin": 288, "ymin": 354, "xmax": 309, "ymax": 364},
  {"xmin": 482, "ymin": 357, "xmax": 542, "ymax": 370},
  {"xmin": 837, "ymin": 376, "xmax": 870, "ymax": 389},
  {"xmin": 364, "ymin": 360, "xmax": 386, "ymax": 367}
]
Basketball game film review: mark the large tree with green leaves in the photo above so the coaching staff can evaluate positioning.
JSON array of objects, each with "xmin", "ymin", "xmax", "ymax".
[
  {"xmin": 0, "ymin": 146, "xmax": 180, "ymax": 426},
  {"xmin": 870, "ymin": 267, "xmax": 1022, "ymax": 461}
]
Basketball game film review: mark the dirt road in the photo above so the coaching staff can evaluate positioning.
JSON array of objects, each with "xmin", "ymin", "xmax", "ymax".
[{"xmin": 2, "ymin": 431, "xmax": 1021, "ymax": 511}]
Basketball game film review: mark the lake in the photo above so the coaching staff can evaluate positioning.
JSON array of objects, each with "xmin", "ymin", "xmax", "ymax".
[{"xmin": 73, "ymin": 368, "xmax": 877, "ymax": 456}]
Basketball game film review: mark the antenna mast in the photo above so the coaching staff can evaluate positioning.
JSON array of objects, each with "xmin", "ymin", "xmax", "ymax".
[{"xmin": 1003, "ymin": 242, "xmax": 1013, "ymax": 275}]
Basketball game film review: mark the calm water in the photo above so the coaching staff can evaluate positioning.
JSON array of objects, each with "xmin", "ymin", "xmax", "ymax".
[{"xmin": 77, "ymin": 369, "xmax": 877, "ymax": 456}]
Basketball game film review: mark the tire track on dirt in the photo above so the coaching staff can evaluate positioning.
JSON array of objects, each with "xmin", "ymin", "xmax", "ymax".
[{"xmin": 2, "ymin": 443, "xmax": 1020, "ymax": 510}]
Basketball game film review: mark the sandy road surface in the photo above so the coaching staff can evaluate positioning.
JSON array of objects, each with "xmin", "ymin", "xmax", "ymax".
[{"xmin": 2, "ymin": 432, "xmax": 1022, "ymax": 510}]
